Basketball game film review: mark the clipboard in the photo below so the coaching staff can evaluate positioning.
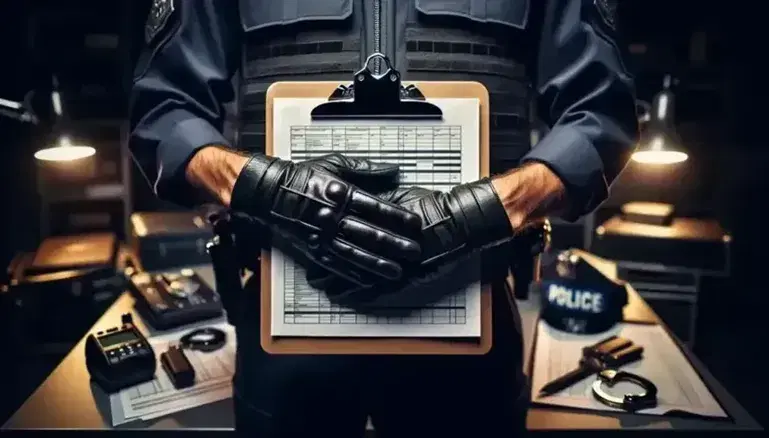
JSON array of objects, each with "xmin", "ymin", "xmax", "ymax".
[{"xmin": 260, "ymin": 53, "xmax": 492, "ymax": 355}]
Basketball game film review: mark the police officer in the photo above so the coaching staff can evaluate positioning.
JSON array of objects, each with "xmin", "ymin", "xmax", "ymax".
[{"xmin": 129, "ymin": 0, "xmax": 637, "ymax": 436}]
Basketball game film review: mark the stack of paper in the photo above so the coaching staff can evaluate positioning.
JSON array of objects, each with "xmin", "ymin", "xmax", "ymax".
[
  {"xmin": 109, "ymin": 323, "xmax": 236, "ymax": 426},
  {"xmin": 270, "ymin": 97, "xmax": 483, "ymax": 338}
]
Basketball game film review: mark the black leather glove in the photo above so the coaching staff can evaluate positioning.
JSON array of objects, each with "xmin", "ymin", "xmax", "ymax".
[
  {"xmin": 230, "ymin": 153, "xmax": 422, "ymax": 286},
  {"xmin": 392, "ymin": 178, "xmax": 514, "ymax": 270},
  {"xmin": 307, "ymin": 178, "xmax": 516, "ymax": 308}
]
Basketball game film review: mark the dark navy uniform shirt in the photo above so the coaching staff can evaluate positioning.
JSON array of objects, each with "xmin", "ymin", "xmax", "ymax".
[{"xmin": 129, "ymin": 0, "xmax": 638, "ymax": 220}]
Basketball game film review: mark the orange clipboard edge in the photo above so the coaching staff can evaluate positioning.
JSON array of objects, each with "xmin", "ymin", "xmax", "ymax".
[{"xmin": 260, "ymin": 81, "xmax": 492, "ymax": 355}]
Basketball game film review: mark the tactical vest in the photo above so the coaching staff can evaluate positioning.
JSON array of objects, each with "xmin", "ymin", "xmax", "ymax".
[{"xmin": 235, "ymin": 0, "xmax": 537, "ymax": 175}]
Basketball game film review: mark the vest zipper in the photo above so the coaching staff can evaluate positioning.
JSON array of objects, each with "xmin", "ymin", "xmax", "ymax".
[{"xmin": 373, "ymin": 0, "xmax": 381, "ymax": 73}]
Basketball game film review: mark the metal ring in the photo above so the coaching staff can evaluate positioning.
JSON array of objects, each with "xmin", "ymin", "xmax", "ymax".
[
  {"xmin": 180, "ymin": 327, "xmax": 227, "ymax": 352},
  {"xmin": 592, "ymin": 369, "xmax": 658, "ymax": 412},
  {"xmin": 363, "ymin": 52, "xmax": 393, "ymax": 73}
]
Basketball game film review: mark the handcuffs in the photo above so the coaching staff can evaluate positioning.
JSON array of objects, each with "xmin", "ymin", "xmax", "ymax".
[{"xmin": 591, "ymin": 369, "xmax": 658, "ymax": 412}]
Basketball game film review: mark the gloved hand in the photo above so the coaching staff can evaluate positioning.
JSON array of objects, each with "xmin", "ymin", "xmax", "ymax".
[
  {"xmin": 306, "ymin": 178, "xmax": 516, "ymax": 308},
  {"xmin": 230, "ymin": 153, "xmax": 422, "ymax": 286}
]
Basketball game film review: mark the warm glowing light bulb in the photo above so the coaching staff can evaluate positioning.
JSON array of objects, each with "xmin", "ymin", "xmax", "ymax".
[
  {"xmin": 631, "ymin": 136, "xmax": 688, "ymax": 165},
  {"xmin": 34, "ymin": 136, "xmax": 96, "ymax": 162},
  {"xmin": 631, "ymin": 150, "xmax": 688, "ymax": 165}
]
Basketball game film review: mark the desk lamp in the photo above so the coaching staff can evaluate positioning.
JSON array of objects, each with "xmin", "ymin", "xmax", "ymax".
[
  {"xmin": 618, "ymin": 75, "xmax": 691, "ymax": 226},
  {"xmin": 0, "ymin": 77, "xmax": 95, "ymax": 162},
  {"xmin": 631, "ymin": 75, "xmax": 688, "ymax": 165},
  {"xmin": 584, "ymin": 79, "xmax": 688, "ymax": 248}
]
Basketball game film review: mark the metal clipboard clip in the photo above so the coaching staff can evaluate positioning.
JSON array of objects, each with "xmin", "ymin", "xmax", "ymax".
[{"xmin": 311, "ymin": 53, "xmax": 443, "ymax": 121}]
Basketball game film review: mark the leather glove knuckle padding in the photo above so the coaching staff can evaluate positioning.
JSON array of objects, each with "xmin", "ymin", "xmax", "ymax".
[
  {"xmin": 230, "ymin": 153, "xmax": 422, "ymax": 287},
  {"xmin": 307, "ymin": 186, "xmax": 474, "ymax": 313},
  {"xmin": 307, "ymin": 181, "xmax": 516, "ymax": 313},
  {"xmin": 308, "ymin": 183, "xmax": 549, "ymax": 314}
]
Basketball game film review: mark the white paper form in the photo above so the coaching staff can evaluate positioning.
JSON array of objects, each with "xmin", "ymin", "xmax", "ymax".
[
  {"xmin": 109, "ymin": 323, "xmax": 236, "ymax": 426},
  {"xmin": 270, "ymin": 98, "xmax": 481, "ymax": 337},
  {"xmin": 531, "ymin": 321, "xmax": 727, "ymax": 418}
]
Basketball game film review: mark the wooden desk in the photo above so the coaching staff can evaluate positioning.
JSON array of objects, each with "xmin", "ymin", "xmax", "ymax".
[
  {"xmin": 2, "ymin": 255, "xmax": 762, "ymax": 431},
  {"xmin": 594, "ymin": 215, "xmax": 730, "ymax": 275}
]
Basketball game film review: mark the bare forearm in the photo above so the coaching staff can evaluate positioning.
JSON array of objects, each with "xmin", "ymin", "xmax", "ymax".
[
  {"xmin": 491, "ymin": 162, "xmax": 568, "ymax": 231},
  {"xmin": 185, "ymin": 146, "xmax": 250, "ymax": 206}
]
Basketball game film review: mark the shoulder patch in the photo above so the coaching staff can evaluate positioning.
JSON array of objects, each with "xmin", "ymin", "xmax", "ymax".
[
  {"xmin": 594, "ymin": 0, "xmax": 618, "ymax": 31},
  {"xmin": 145, "ymin": 0, "xmax": 176, "ymax": 44}
]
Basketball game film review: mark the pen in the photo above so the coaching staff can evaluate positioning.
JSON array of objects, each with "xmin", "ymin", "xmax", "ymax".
[{"xmin": 538, "ymin": 366, "xmax": 595, "ymax": 397}]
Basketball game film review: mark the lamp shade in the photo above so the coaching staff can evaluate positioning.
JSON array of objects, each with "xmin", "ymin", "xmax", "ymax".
[
  {"xmin": 32, "ymin": 77, "xmax": 96, "ymax": 162},
  {"xmin": 34, "ymin": 135, "xmax": 96, "ymax": 162},
  {"xmin": 631, "ymin": 76, "xmax": 688, "ymax": 165}
]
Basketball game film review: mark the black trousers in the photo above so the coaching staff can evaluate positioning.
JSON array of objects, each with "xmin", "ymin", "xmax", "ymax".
[{"xmin": 231, "ymin": 273, "xmax": 530, "ymax": 438}]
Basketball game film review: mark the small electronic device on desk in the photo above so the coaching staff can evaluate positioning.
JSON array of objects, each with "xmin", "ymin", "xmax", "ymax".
[
  {"xmin": 159, "ymin": 326, "xmax": 228, "ymax": 390},
  {"xmin": 127, "ymin": 267, "xmax": 223, "ymax": 330},
  {"xmin": 130, "ymin": 211, "xmax": 213, "ymax": 271},
  {"xmin": 85, "ymin": 313, "xmax": 156, "ymax": 393},
  {"xmin": 160, "ymin": 346, "xmax": 195, "ymax": 390}
]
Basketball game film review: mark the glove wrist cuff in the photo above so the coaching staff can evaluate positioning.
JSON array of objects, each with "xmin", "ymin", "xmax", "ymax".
[
  {"xmin": 453, "ymin": 178, "xmax": 514, "ymax": 249},
  {"xmin": 230, "ymin": 154, "xmax": 285, "ymax": 215}
]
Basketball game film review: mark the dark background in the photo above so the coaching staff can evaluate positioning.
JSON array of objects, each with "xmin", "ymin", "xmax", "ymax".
[{"xmin": 0, "ymin": 0, "xmax": 766, "ymax": 429}]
